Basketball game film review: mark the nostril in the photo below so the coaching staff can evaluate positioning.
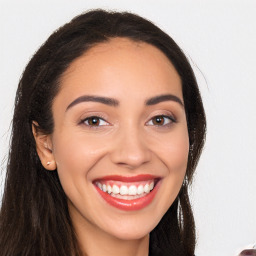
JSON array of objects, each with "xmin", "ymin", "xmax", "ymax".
[{"xmin": 239, "ymin": 249, "xmax": 256, "ymax": 256}]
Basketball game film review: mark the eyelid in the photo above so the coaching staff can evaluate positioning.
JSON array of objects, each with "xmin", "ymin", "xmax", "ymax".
[
  {"xmin": 146, "ymin": 114, "xmax": 176, "ymax": 126},
  {"xmin": 79, "ymin": 115, "xmax": 110, "ymax": 127}
]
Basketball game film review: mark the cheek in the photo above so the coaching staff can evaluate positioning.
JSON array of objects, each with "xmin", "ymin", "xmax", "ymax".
[
  {"xmin": 167, "ymin": 137, "xmax": 189, "ymax": 172},
  {"xmin": 52, "ymin": 130, "xmax": 105, "ymax": 164},
  {"xmin": 155, "ymin": 128, "xmax": 189, "ymax": 173},
  {"xmin": 167, "ymin": 134, "xmax": 189, "ymax": 188},
  {"xmin": 51, "ymin": 133, "xmax": 107, "ymax": 187},
  {"xmin": 154, "ymin": 128, "xmax": 189, "ymax": 208},
  {"xmin": 50, "ymin": 133, "xmax": 109, "ymax": 220}
]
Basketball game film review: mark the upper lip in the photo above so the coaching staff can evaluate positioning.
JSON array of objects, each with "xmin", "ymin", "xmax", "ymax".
[{"xmin": 94, "ymin": 174, "xmax": 160, "ymax": 182}]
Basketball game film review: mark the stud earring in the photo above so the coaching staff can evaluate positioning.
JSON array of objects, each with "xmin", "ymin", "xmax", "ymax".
[{"xmin": 47, "ymin": 161, "xmax": 51, "ymax": 166}]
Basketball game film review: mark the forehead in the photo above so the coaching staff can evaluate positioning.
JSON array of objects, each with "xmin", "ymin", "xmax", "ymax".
[{"xmin": 57, "ymin": 37, "xmax": 182, "ymax": 103}]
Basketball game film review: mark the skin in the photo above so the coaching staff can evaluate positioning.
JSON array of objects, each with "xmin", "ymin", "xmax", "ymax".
[{"xmin": 33, "ymin": 38, "xmax": 189, "ymax": 256}]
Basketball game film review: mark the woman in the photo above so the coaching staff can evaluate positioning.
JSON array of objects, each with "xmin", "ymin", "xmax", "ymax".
[{"xmin": 0, "ymin": 9, "xmax": 206, "ymax": 256}]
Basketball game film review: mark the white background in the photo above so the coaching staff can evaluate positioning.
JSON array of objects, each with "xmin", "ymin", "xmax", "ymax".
[{"xmin": 0, "ymin": 1, "xmax": 255, "ymax": 255}]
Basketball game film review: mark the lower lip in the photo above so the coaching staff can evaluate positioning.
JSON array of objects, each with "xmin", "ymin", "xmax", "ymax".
[{"xmin": 94, "ymin": 180, "xmax": 161, "ymax": 211}]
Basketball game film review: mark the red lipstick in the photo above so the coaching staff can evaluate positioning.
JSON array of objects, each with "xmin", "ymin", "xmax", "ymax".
[
  {"xmin": 97, "ymin": 174, "xmax": 157, "ymax": 182},
  {"xmin": 94, "ymin": 175, "xmax": 161, "ymax": 211}
]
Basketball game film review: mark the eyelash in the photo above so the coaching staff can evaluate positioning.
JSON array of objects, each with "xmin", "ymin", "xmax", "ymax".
[
  {"xmin": 146, "ymin": 115, "xmax": 176, "ymax": 127},
  {"xmin": 80, "ymin": 116, "xmax": 109, "ymax": 127},
  {"xmin": 80, "ymin": 114, "xmax": 176, "ymax": 128}
]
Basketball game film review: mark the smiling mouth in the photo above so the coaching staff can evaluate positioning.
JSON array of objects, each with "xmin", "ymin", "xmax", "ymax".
[
  {"xmin": 95, "ymin": 179, "xmax": 155, "ymax": 200},
  {"xmin": 93, "ymin": 175, "xmax": 161, "ymax": 211}
]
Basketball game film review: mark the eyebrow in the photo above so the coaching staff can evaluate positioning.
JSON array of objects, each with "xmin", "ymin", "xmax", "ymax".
[
  {"xmin": 145, "ymin": 94, "xmax": 184, "ymax": 107},
  {"xmin": 66, "ymin": 93, "xmax": 183, "ymax": 112},
  {"xmin": 66, "ymin": 95, "xmax": 119, "ymax": 111}
]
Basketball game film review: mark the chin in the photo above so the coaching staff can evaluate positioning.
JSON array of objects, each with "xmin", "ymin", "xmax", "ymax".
[
  {"xmin": 110, "ymin": 228, "xmax": 151, "ymax": 241},
  {"xmin": 102, "ymin": 215, "xmax": 160, "ymax": 241}
]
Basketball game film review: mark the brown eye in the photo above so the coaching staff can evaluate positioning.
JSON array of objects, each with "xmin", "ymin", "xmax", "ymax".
[
  {"xmin": 83, "ymin": 116, "xmax": 108, "ymax": 126},
  {"xmin": 147, "ymin": 115, "xmax": 176, "ymax": 126},
  {"xmin": 87, "ymin": 117, "xmax": 100, "ymax": 126},
  {"xmin": 152, "ymin": 116, "xmax": 165, "ymax": 125}
]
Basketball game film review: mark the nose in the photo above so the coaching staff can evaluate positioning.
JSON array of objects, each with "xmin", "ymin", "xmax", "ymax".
[{"xmin": 109, "ymin": 126, "xmax": 152, "ymax": 169}]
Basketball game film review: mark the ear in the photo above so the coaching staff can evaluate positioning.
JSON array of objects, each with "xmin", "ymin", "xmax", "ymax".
[{"xmin": 32, "ymin": 121, "xmax": 57, "ymax": 171}]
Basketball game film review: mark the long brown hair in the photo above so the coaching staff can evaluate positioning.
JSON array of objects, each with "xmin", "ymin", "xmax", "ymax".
[{"xmin": 0, "ymin": 9, "xmax": 206, "ymax": 256}]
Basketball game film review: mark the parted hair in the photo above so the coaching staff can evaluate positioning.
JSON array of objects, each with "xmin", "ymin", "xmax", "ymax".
[{"xmin": 0, "ymin": 9, "xmax": 206, "ymax": 256}]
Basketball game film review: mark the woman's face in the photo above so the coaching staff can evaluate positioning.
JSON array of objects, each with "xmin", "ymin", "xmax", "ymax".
[{"xmin": 49, "ymin": 38, "xmax": 189, "ymax": 240}]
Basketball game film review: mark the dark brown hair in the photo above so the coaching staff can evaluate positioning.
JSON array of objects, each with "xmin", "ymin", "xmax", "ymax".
[{"xmin": 0, "ymin": 9, "xmax": 206, "ymax": 256}]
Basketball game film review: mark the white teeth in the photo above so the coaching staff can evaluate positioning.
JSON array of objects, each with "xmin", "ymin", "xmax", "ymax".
[
  {"xmin": 112, "ymin": 185, "xmax": 119, "ymax": 194},
  {"xmin": 149, "ymin": 182, "xmax": 154, "ymax": 191},
  {"xmin": 96, "ymin": 180, "xmax": 156, "ymax": 196},
  {"xmin": 144, "ymin": 184, "xmax": 150, "ymax": 193},
  {"xmin": 128, "ymin": 185, "xmax": 137, "ymax": 196},
  {"xmin": 120, "ymin": 185, "xmax": 128, "ymax": 195},
  {"xmin": 107, "ymin": 185, "xmax": 112, "ymax": 194},
  {"xmin": 137, "ymin": 185, "xmax": 144, "ymax": 195}
]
